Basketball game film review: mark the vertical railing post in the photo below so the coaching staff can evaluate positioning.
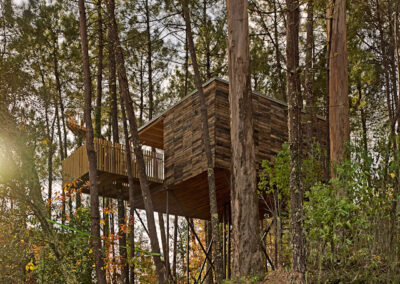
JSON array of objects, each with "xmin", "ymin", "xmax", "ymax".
[{"xmin": 154, "ymin": 151, "xmax": 158, "ymax": 180}]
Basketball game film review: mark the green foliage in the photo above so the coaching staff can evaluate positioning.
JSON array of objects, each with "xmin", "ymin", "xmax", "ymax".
[
  {"xmin": 305, "ymin": 143, "xmax": 400, "ymax": 282},
  {"xmin": 28, "ymin": 207, "xmax": 94, "ymax": 283},
  {"xmin": 258, "ymin": 143, "xmax": 324, "ymax": 201},
  {"xmin": 259, "ymin": 141, "xmax": 400, "ymax": 282},
  {"xmin": 258, "ymin": 143, "xmax": 290, "ymax": 198}
]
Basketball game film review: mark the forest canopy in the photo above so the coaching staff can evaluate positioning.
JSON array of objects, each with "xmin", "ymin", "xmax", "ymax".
[{"xmin": 0, "ymin": 0, "xmax": 400, "ymax": 283}]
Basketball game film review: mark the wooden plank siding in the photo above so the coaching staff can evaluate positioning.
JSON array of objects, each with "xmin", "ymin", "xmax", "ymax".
[
  {"xmin": 164, "ymin": 78, "xmax": 327, "ymax": 187},
  {"xmin": 163, "ymin": 81, "xmax": 217, "ymax": 187}
]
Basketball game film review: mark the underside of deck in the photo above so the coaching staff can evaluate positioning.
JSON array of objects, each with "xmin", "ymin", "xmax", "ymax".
[{"xmin": 79, "ymin": 167, "xmax": 272, "ymax": 220}]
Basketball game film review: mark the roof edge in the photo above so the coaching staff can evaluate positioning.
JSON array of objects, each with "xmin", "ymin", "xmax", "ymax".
[{"xmin": 138, "ymin": 77, "xmax": 325, "ymax": 132}]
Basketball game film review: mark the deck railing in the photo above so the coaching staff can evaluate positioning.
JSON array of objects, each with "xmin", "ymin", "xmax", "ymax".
[{"xmin": 62, "ymin": 138, "xmax": 164, "ymax": 185}]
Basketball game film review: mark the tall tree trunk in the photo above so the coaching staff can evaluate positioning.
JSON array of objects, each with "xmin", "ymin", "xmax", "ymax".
[
  {"xmin": 172, "ymin": 215, "xmax": 178, "ymax": 278},
  {"xmin": 393, "ymin": 1, "xmax": 400, "ymax": 126},
  {"xmin": 286, "ymin": 0, "xmax": 305, "ymax": 282},
  {"xmin": 105, "ymin": 1, "xmax": 166, "ymax": 282},
  {"xmin": 52, "ymin": 35, "xmax": 68, "ymax": 160},
  {"xmin": 226, "ymin": 0, "xmax": 263, "ymax": 278},
  {"xmin": 105, "ymin": 4, "xmax": 129, "ymax": 280},
  {"xmin": 325, "ymin": 3, "xmax": 332, "ymax": 182},
  {"xmin": 376, "ymin": 0, "xmax": 393, "ymax": 124},
  {"xmin": 205, "ymin": 219, "xmax": 213, "ymax": 283},
  {"xmin": 139, "ymin": 58, "xmax": 144, "ymax": 125},
  {"xmin": 184, "ymin": 33, "xmax": 189, "ymax": 98},
  {"xmin": 120, "ymin": 92, "xmax": 136, "ymax": 284},
  {"xmin": 78, "ymin": 0, "xmax": 107, "ymax": 283},
  {"xmin": 146, "ymin": 2, "xmax": 168, "ymax": 268},
  {"xmin": 328, "ymin": 0, "xmax": 350, "ymax": 182},
  {"xmin": 94, "ymin": 0, "xmax": 103, "ymax": 138},
  {"xmin": 52, "ymin": 38, "xmax": 68, "ymax": 225},
  {"xmin": 158, "ymin": 212, "xmax": 169, "ymax": 273},
  {"xmin": 40, "ymin": 69, "xmax": 55, "ymax": 209},
  {"xmin": 388, "ymin": 2, "xmax": 399, "ymax": 114},
  {"xmin": 146, "ymin": 1, "xmax": 168, "ymax": 269},
  {"xmin": 273, "ymin": 0, "xmax": 287, "ymax": 102},
  {"xmin": 305, "ymin": 0, "xmax": 315, "ymax": 145},
  {"xmin": 146, "ymin": 0, "xmax": 153, "ymax": 120},
  {"xmin": 181, "ymin": 0, "xmax": 224, "ymax": 280},
  {"xmin": 54, "ymin": 96, "xmax": 66, "ymax": 224},
  {"xmin": 203, "ymin": 0, "xmax": 211, "ymax": 79}
]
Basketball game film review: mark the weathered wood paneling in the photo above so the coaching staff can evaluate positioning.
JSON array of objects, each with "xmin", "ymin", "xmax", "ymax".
[
  {"xmin": 164, "ymin": 82, "xmax": 217, "ymax": 186},
  {"xmin": 213, "ymin": 80, "xmax": 327, "ymax": 171},
  {"xmin": 164, "ymin": 79, "xmax": 327, "ymax": 187}
]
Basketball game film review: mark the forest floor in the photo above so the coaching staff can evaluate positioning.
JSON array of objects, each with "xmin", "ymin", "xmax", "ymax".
[{"xmin": 259, "ymin": 269, "xmax": 290, "ymax": 283}]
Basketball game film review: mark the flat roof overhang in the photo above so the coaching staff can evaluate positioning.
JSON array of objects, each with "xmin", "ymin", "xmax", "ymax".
[{"xmin": 138, "ymin": 116, "xmax": 164, "ymax": 149}]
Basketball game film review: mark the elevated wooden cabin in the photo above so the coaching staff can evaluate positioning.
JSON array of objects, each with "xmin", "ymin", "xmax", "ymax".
[{"xmin": 62, "ymin": 78, "xmax": 327, "ymax": 220}]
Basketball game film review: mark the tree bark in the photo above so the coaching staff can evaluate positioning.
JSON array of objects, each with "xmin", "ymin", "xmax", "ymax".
[
  {"xmin": 273, "ymin": 0, "xmax": 287, "ymax": 102},
  {"xmin": 172, "ymin": 215, "xmax": 178, "ymax": 278},
  {"xmin": 105, "ymin": 0, "xmax": 166, "ymax": 282},
  {"xmin": 158, "ymin": 212, "xmax": 169, "ymax": 273},
  {"xmin": 94, "ymin": 0, "xmax": 103, "ymax": 139},
  {"xmin": 184, "ymin": 33, "xmax": 189, "ymax": 97},
  {"xmin": 376, "ymin": 0, "xmax": 393, "ymax": 124},
  {"xmin": 305, "ymin": 0, "xmax": 316, "ymax": 145},
  {"xmin": 393, "ymin": 1, "xmax": 400, "ymax": 126},
  {"xmin": 40, "ymin": 69, "xmax": 55, "ymax": 208},
  {"xmin": 77, "ymin": 0, "xmax": 107, "ymax": 282},
  {"xmin": 226, "ymin": 0, "xmax": 264, "ymax": 278},
  {"xmin": 104, "ymin": 3, "xmax": 129, "ymax": 281},
  {"xmin": 120, "ymin": 93, "xmax": 136, "ymax": 284},
  {"xmin": 181, "ymin": 0, "xmax": 224, "ymax": 280},
  {"xmin": 146, "ymin": 0, "xmax": 153, "ymax": 120},
  {"xmin": 286, "ymin": 0, "xmax": 305, "ymax": 282},
  {"xmin": 139, "ymin": 58, "xmax": 144, "ymax": 125},
  {"xmin": 205, "ymin": 220, "xmax": 213, "ymax": 283},
  {"xmin": 52, "ymin": 47, "xmax": 66, "ymax": 223},
  {"xmin": 328, "ymin": 0, "xmax": 350, "ymax": 181},
  {"xmin": 203, "ymin": 0, "xmax": 211, "ymax": 79},
  {"xmin": 52, "ymin": 37, "xmax": 68, "ymax": 160}
]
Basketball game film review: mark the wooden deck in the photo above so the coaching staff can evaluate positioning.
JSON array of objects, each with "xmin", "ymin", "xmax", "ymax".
[{"xmin": 62, "ymin": 138, "xmax": 164, "ymax": 186}]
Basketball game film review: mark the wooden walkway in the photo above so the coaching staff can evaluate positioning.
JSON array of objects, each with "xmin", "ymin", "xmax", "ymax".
[{"xmin": 62, "ymin": 138, "xmax": 164, "ymax": 186}]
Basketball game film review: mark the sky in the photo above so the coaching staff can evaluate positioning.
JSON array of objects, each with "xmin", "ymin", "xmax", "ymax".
[{"xmin": 12, "ymin": 0, "xmax": 28, "ymax": 6}]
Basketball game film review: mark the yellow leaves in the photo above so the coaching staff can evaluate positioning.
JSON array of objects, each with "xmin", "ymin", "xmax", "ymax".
[
  {"xmin": 33, "ymin": 245, "xmax": 43, "ymax": 256},
  {"xmin": 25, "ymin": 259, "xmax": 36, "ymax": 272},
  {"xmin": 390, "ymin": 172, "xmax": 396, "ymax": 179},
  {"xmin": 102, "ymin": 207, "xmax": 115, "ymax": 215},
  {"xmin": 100, "ymin": 219, "xmax": 106, "ymax": 225},
  {"xmin": 89, "ymin": 248, "xmax": 93, "ymax": 254}
]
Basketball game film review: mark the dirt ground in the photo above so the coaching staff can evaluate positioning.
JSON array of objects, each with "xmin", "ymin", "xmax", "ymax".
[{"xmin": 259, "ymin": 269, "xmax": 290, "ymax": 284}]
